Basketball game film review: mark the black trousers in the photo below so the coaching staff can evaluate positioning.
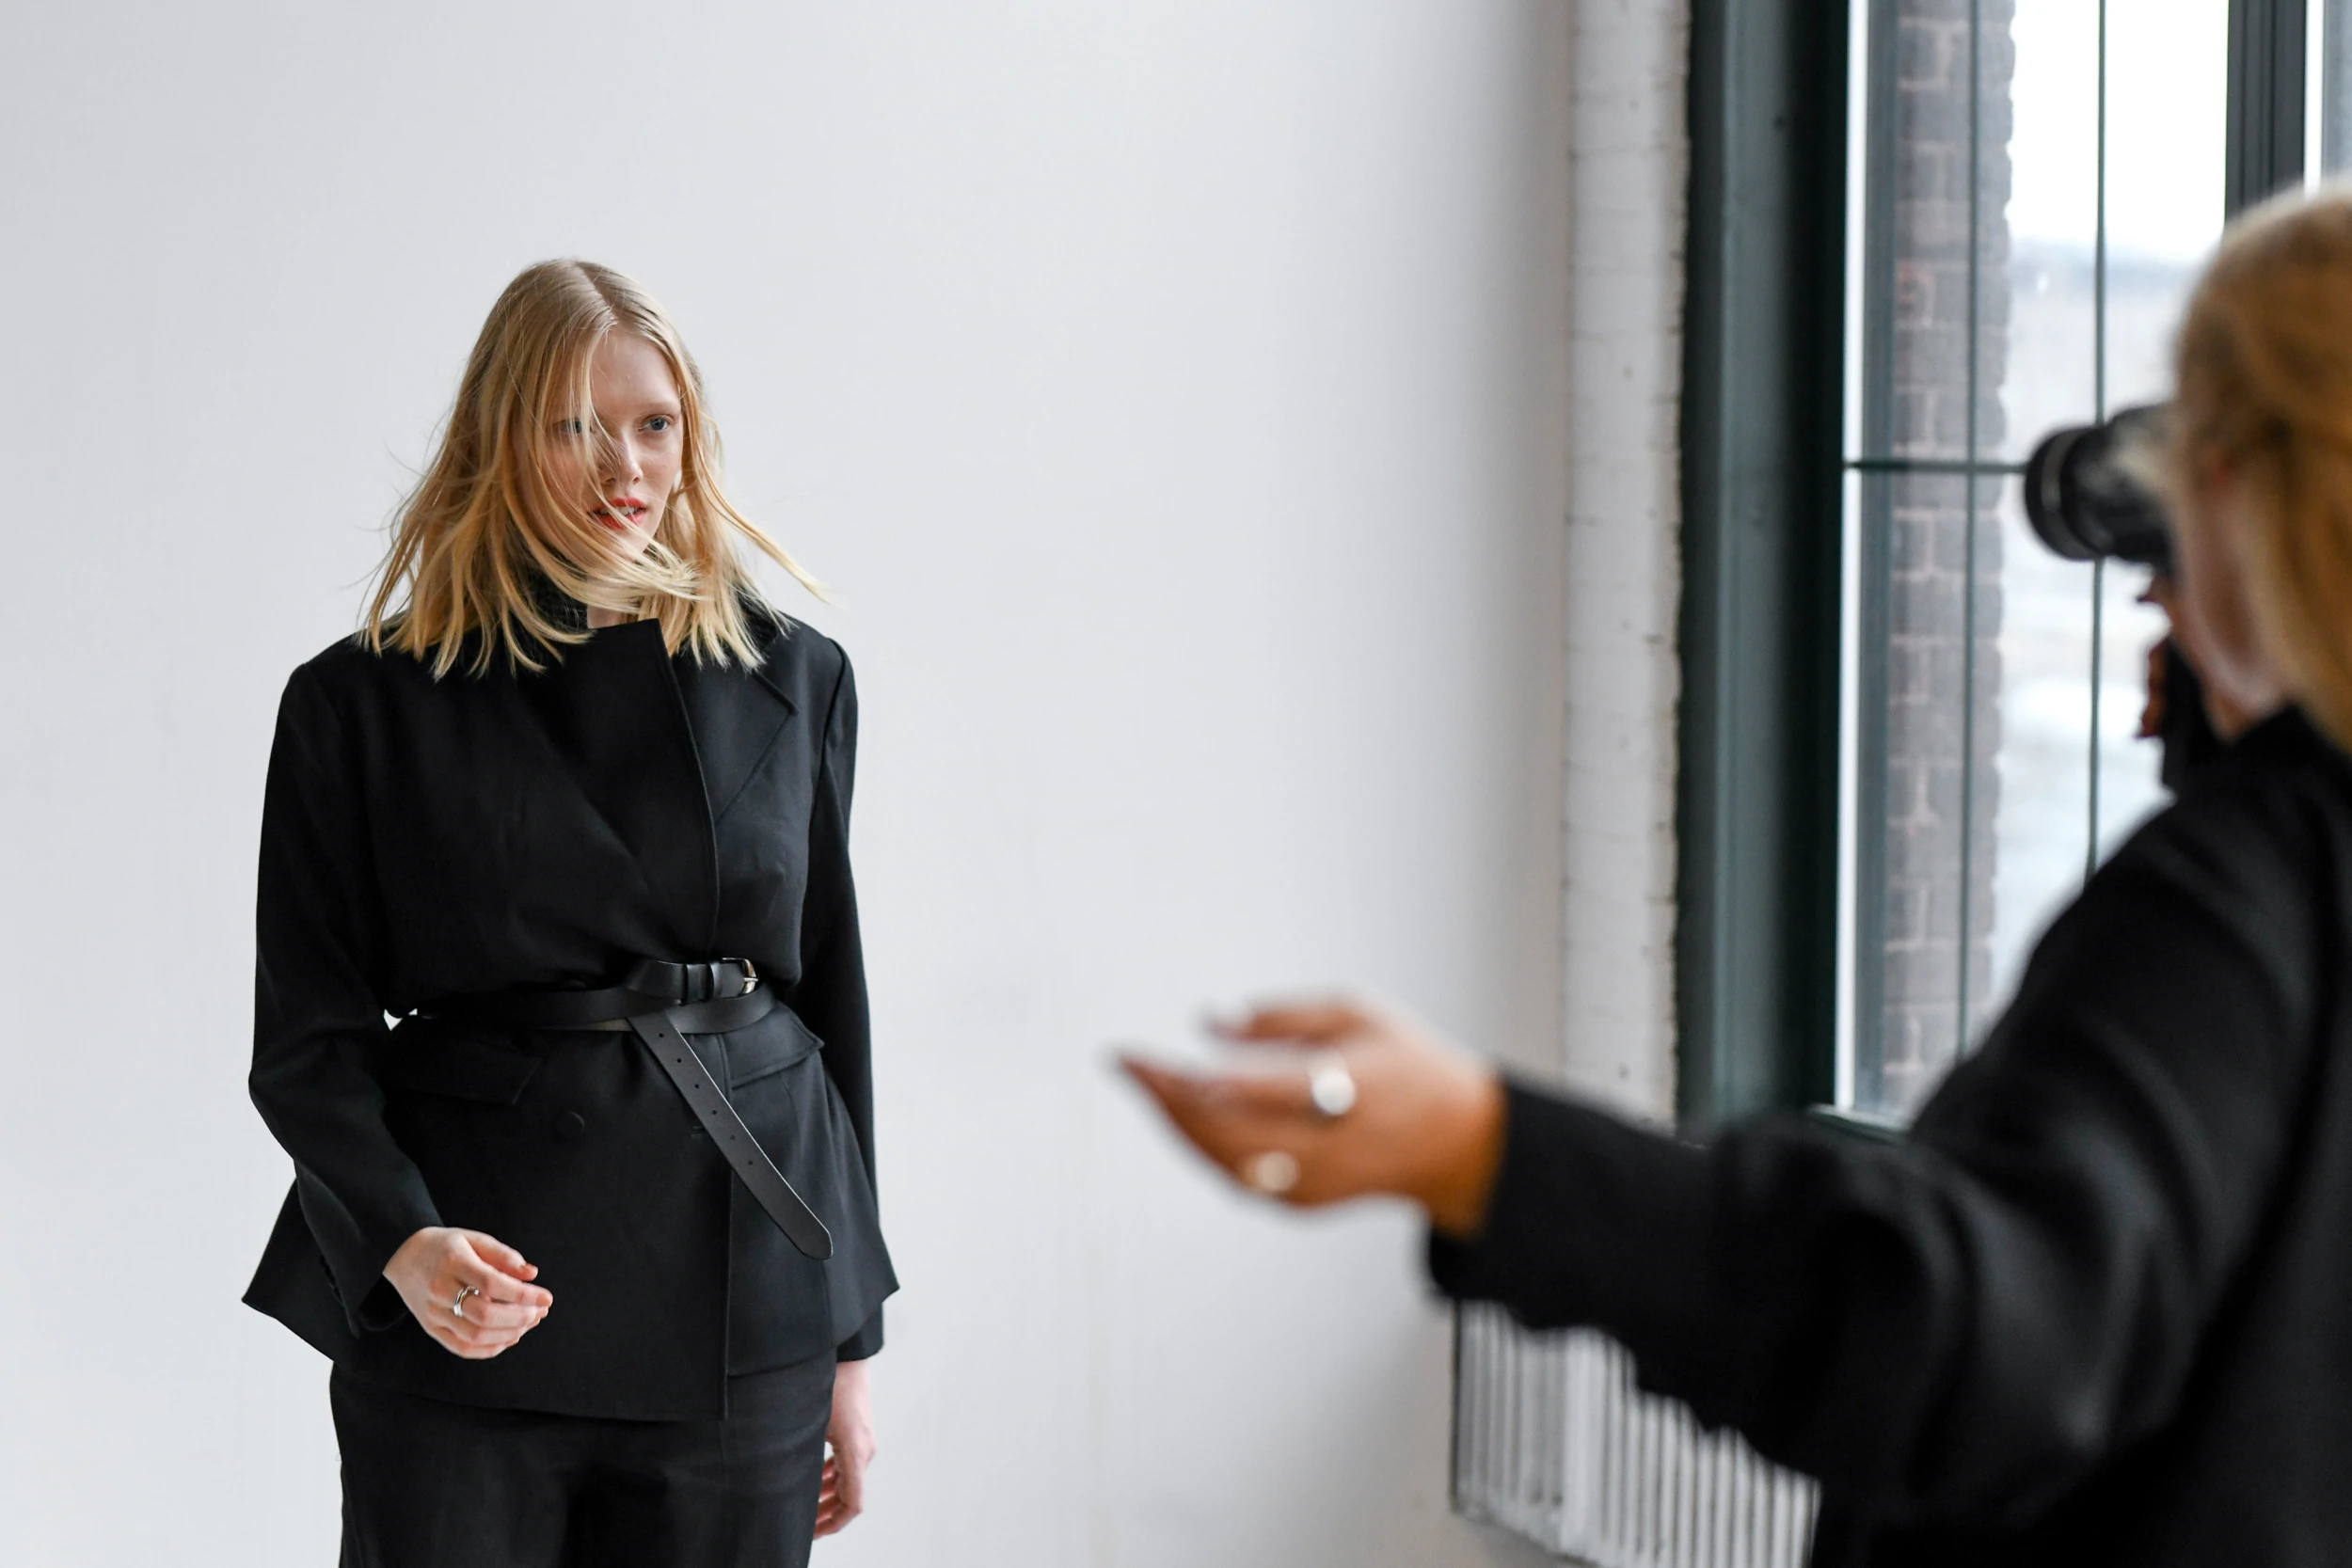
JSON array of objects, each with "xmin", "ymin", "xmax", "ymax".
[{"xmin": 330, "ymin": 1356, "xmax": 834, "ymax": 1568}]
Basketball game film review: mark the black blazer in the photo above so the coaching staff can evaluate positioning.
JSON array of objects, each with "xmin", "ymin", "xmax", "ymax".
[
  {"xmin": 1433, "ymin": 709, "xmax": 2352, "ymax": 1565},
  {"xmin": 243, "ymin": 606, "xmax": 896, "ymax": 1421}
]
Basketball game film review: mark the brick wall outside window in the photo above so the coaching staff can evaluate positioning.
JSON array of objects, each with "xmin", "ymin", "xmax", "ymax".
[{"xmin": 1854, "ymin": 0, "xmax": 2016, "ymax": 1116}]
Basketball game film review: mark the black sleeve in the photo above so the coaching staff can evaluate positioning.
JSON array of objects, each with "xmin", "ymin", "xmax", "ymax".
[
  {"xmin": 792, "ymin": 652, "xmax": 882, "ymax": 1360},
  {"xmin": 247, "ymin": 663, "xmax": 441, "ymax": 1333},
  {"xmin": 835, "ymin": 1305, "xmax": 884, "ymax": 1363},
  {"xmin": 1430, "ymin": 813, "xmax": 2317, "ymax": 1528}
]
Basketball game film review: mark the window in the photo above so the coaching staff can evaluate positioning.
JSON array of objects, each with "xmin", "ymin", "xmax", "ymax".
[
  {"xmin": 1836, "ymin": 0, "xmax": 2233, "ymax": 1118},
  {"xmin": 1677, "ymin": 0, "xmax": 2330, "ymax": 1132},
  {"xmin": 1834, "ymin": 0, "xmax": 2352, "ymax": 1121}
]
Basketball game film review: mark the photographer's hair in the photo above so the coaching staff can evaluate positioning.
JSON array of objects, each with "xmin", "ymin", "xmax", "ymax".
[
  {"xmin": 2169, "ymin": 187, "xmax": 2352, "ymax": 748},
  {"xmin": 364, "ymin": 260, "xmax": 819, "ymax": 676}
]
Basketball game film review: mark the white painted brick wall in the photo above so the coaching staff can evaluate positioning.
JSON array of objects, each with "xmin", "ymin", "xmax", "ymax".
[{"xmin": 1560, "ymin": 0, "xmax": 1690, "ymax": 1124}]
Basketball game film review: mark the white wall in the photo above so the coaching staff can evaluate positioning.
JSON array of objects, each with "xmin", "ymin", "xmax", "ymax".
[{"xmin": 0, "ymin": 5, "xmax": 1573, "ymax": 1566}]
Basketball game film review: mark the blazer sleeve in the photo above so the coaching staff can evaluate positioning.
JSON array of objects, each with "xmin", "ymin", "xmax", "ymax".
[
  {"xmin": 1430, "ymin": 800, "xmax": 2320, "ymax": 1530},
  {"xmin": 247, "ymin": 662, "xmax": 441, "ymax": 1334},
  {"xmin": 791, "ymin": 651, "xmax": 884, "ymax": 1360}
]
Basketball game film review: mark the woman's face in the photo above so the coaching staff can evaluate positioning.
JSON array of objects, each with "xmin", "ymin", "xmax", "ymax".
[
  {"xmin": 551, "ymin": 331, "xmax": 684, "ymax": 567},
  {"xmin": 2169, "ymin": 449, "xmax": 2292, "ymax": 738}
]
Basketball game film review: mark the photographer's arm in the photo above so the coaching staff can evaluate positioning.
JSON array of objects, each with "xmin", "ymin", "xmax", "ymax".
[{"xmin": 1130, "ymin": 793, "xmax": 2314, "ymax": 1527}]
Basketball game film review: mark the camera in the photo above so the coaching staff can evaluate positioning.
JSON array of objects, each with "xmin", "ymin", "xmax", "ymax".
[
  {"xmin": 2020, "ymin": 404, "xmax": 2224, "ymax": 788},
  {"xmin": 2021, "ymin": 404, "xmax": 2172, "ymax": 572}
]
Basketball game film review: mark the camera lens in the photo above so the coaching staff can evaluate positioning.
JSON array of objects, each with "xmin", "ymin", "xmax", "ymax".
[{"xmin": 2021, "ymin": 404, "xmax": 2173, "ymax": 572}]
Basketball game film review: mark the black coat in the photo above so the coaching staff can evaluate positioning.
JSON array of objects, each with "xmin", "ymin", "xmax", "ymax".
[
  {"xmin": 1433, "ymin": 709, "xmax": 2352, "ymax": 1565},
  {"xmin": 243, "ymin": 607, "xmax": 896, "ymax": 1421}
]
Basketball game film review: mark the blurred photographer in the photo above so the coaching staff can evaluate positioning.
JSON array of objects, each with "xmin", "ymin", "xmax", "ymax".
[{"xmin": 1127, "ymin": 187, "xmax": 2352, "ymax": 1566}]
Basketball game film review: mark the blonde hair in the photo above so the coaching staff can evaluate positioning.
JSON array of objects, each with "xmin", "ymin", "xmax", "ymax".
[
  {"xmin": 2168, "ymin": 187, "xmax": 2352, "ymax": 748},
  {"xmin": 365, "ymin": 260, "xmax": 819, "ymax": 676}
]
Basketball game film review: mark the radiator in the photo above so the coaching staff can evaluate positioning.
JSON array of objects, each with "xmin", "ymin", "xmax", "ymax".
[{"xmin": 1453, "ymin": 1305, "xmax": 1819, "ymax": 1567}]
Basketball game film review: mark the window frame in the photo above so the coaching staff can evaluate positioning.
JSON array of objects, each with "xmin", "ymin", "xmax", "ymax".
[{"xmin": 1677, "ymin": 0, "xmax": 1850, "ymax": 1130}]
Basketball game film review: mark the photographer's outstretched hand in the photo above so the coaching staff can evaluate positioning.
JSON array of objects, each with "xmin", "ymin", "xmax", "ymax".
[{"xmin": 1121, "ymin": 1001, "xmax": 1506, "ymax": 1236}]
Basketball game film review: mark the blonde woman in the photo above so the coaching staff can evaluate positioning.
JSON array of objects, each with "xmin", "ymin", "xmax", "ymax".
[
  {"xmin": 243, "ymin": 261, "xmax": 895, "ymax": 1566},
  {"xmin": 1132, "ymin": 186, "xmax": 2352, "ymax": 1565}
]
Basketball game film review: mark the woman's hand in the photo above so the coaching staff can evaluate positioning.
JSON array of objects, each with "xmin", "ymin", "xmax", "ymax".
[
  {"xmin": 816, "ymin": 1357, "xmax": 878, "ymax": 1538},
  {"xmin": 1120, "ymin": 1000, "xmax": 1507, "ymax": 1236},
  {"xmin": 382, "ymin": 1226, "xmax": 553, "ymax": 1359}
]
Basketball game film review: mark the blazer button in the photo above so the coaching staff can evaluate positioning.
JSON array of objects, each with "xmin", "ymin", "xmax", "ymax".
[{"xmin": 556, "ymin": 1111, "xmax": 589, "ymax": 1141}]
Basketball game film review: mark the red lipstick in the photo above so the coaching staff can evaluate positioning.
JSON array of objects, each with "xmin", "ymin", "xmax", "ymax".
[{"xmin": 591, "ymin": 496, "xmax": 650, "ymax": 530}]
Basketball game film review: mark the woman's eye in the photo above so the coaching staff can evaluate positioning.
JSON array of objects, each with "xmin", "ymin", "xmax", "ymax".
[
  {"xmin": 555, "ymin": 418, "xmax": 587, "ymax": 436},
  {"xmin": 645, "ymin": 415, "xmax": 674, "ymax": 434}
]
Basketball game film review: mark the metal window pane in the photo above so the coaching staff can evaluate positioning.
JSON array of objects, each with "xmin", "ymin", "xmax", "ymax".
[
  {"xmin": 2328, "ymin": 0, "xmax": 2352, "ymax": 171},
  {"xmin": 1989, "ymin": 0, "xmax": 2225, "ymax": 1030},
  {"xmin": 1843, "ymin": 0, "xmax": 2230, "ymax": 1118},
  {"xmin": 2001, "ymin": 1, "xmax": 2104, "ymax": 464},
  {"xmin": 1852, "ymin": 464, "xmax": 1998, "ymax": 1114},
  {"xmin": 2085, "ymin": 3, "xmax": 2224, "ymax": 878},
  {"xmin": 1981, "ymin": 0, "xmax": 2111, "ymax": 1043},
  {"xmin": 1986, "ymin": 474, "xmax": 2093, "ymax": 1019}
]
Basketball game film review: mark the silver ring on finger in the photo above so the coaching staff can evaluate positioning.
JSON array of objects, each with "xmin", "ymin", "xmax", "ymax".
[
  {"xmin": 1309, "ymin": 1053, "xmax": 1358, "ymax": 1119},
  {"xmin": 450, "ymin": 1284, "xmax": 479, "ymax": 1320},
  {"xmin": 1242, "ymin": 1149, "xmax": 1300, "ymax": 1195}
]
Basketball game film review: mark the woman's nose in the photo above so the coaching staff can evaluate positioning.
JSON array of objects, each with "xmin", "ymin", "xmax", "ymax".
[{"xmin": 600, "ymin": 437, "xmax": 645, "ymax": 489}]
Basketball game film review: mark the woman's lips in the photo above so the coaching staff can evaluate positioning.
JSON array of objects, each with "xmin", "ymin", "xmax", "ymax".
[{"xmin": 592, "ymin": 499, "xmax": 649, "ymax": 530}]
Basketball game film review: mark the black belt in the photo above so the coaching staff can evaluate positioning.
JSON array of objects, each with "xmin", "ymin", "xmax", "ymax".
[{"xmin": 423, "ymin": 959, "xmax": 834, "ymax": 1261}]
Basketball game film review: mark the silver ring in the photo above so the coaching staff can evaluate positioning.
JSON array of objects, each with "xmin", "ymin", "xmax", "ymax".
[
  {"xmin": 450, "ymin": 1285, "xmax": 479, "ymax": 1320},
  {"xmin": 1309, "ymin": 1053, "xmax": 1358, "ymax": 1119},
  {"xmin": 1242, "ymin": 1150, "xmax": 1300, "ymax": 1195}
]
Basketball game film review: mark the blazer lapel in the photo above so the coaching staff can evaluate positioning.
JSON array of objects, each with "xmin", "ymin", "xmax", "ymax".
[{"xmin": 676, "ymin": 619, "xmax": 799, "ymax": 828}]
